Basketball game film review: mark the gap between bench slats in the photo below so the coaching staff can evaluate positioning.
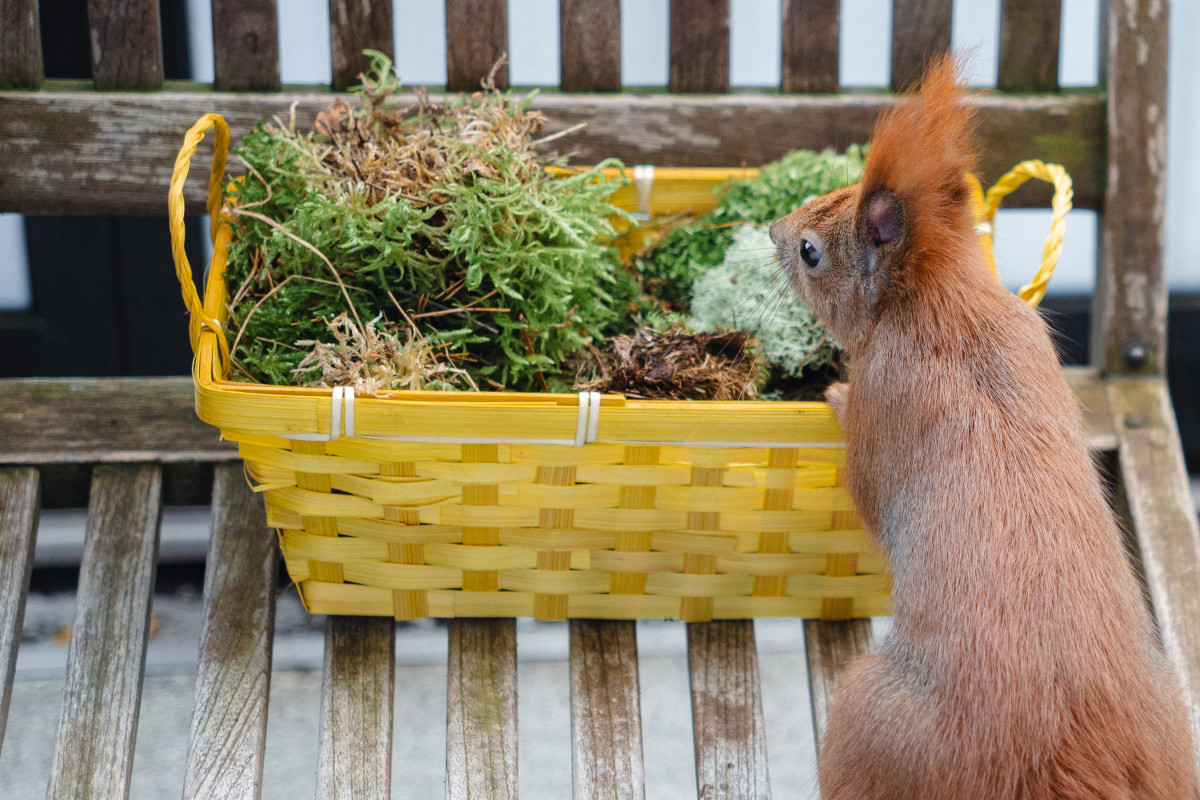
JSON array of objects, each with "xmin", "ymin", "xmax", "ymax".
[
  {"xmin": 320, "ymin": 616, "xmax": 396, "ymax": 799},
  {"xmin": 0, "ymin": 467, "xmax": 38, "ymax": 755},
  {"xmin": 46, "ymin": 464, "xmax": 162, "ymax": 800},
  {"xmin": 447, "ymin": 618, "xmax": 518, "ymax": 799},
  {"xmin": 183, "ymin": 463, "xmax": 277, "ymax": 800},
  {"xmin": 570, "ymin": 619, "xmax": 645, "ymax": 799},
  {"xmin": 687, "ymin": 621, "xmax": 770, "ymax": 799}
]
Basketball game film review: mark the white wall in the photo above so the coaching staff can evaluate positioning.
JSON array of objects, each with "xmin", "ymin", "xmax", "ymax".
[{"xmin": 3, "ymin": 0, "xmax": 1194, "ymax": 310}]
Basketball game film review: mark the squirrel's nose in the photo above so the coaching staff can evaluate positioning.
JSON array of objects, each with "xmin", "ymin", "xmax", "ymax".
[{"xmin": 768, "ymin": 218, "xmax": 784, "ymax": 246}]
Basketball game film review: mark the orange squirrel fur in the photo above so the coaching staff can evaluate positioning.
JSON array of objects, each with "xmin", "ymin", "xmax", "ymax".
[{"xmin": 770, "ymin": 57, "xmax": 1198, "ymax": 799}]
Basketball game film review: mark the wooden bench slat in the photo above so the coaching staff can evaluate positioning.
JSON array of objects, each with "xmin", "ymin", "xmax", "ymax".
[
  {"xmin": 781, "ymin": 0, "xmax": 839, "ymax": 93},
  {"xmin": 1108, "ymin": 379, "xmax": 1200, "ymax": 753},
  {"xmin": 560, "ymin": 0, "xmax": 622, "ymax": 92},
  {"xmin": 687, "ymin": 621, "xmax": 770, "ymax": 799},
  {"xmin": 447, "ymin": 618, "xmax": 518, "ymax": 800},
  {"xmin": 211, "ymin": 0, "xmax": 281, "ymax": 91},
  {"xmin": 47, "ymin": 464, "xmax": 162, "ymax": 799},
  {"xmin": 889, "ymin": 0, "xmax": 952, "ymax": 92},
  {"xmin": 0, "ymin": 0, "xmax": 42, "ymax": 89},
  {"xmin": 0, "ymin": 466, "xmax": 38, "ymax": 754},
  {"xmin": 803, "ymin": 618, "xmax": 873, "ymax": 748},
  {"xmin": 997, "ymin": 0, "xmax": 1061, "ymax": 92},
  {"xmin": 1094, "ymin": 0, "xmax": 1170, "ymax": 376},
  {"xmin": 86, "ymin": 0, "xmax": 163, "ymax": 90},
  {"xmin": 569, "ymin": 619, "xmax": 645, "ymax": 800},
  {"xmin": 182, "ymin": 463, "xmax": 276, "ymax": 800},
  {"xmin": 0, "ymin": 90, "xmax": 1106, "ymax": 216},
  {"xmin": 668, "ymin": 0, "xmax": 730, "ymax": 93},
  {"xmin": 319, "ymin": 616, "xmax": 396, "ymax": 799},
  {"xmin": 445, "ymin": 0, "xmax": 508, "ymax": 91},
  {"xmin": 329, "ymin": 0, "xmax": 394, "ymax": 91},
  {"xmin": 0, "ymin": 378, "xmax": 236, "ymax": 464}
]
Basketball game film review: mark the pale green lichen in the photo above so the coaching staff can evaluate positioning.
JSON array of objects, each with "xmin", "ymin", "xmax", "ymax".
[{"xmin": 687, "ymin": 225, "xmax": 837, "ymax": 377}]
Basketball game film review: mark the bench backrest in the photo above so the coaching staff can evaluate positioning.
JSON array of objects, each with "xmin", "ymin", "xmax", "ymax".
[{"xmin": 0, "ymin": 0, "xmax": 1168, "ymax": 378}]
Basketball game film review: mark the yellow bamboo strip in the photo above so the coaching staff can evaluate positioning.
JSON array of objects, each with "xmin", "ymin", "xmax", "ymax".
[
  {"xmin": 265, "ymin": 486, "xmax": 384, "ymax": 519},
  {"xmin": 790, "ymin": 573, "xmax": 891, "ymax": 599},
  {"xmin": 573, "ymin": 508, "xmax": 687, "ymax": 532},
  {"xmin": 533, "ymin": 464, "xmax": 575, "ymax": 621},
  {"xmin": 338, "ymin": 561, "xmax": 463, "ymax": 590},
  {"xmin": 437, "ymin": 505, "xmax": 539, "ymax": 528},
  {"xmin": 575, "ymin": 464, "xmax": 692, "ymax": 486},
  {"xmin": 565, "ymin": 594, "xmax": 680, "ymax": 620},
  {"xmin": 499, "ymin": 529, "xmax": 615, "ymax": 551},
  {"xmin": 611, "ymin": 445, "xmax": 660, "ymax": 595},
  {"xmin": 786, "ymin": 529, "xmax": 878, "ymax": 554},
  {"xmin": 646, "ymin": 572, "xmax": 752, "ymax": 598},
  {"xmin": 280, "ymin": 529, "xmax": 390, "ymax": 562},
  {"xmin": 755, "ymin": 448, "xmax": 798, "ymax": 597},
  {"xmin": 301, "ymin": 581, "xmax": 394, "ymax": 616},
  {"xmin": 330, "ymin": 473, "xmax": 459, "ymax": 505},
  {"xmin": 290, "ymin": 440, "xmax": 344, "ymax": 584},
  {"xmin": 590, "ymin": 550, "xmax": 684, "ymax": 573},
  {"xmin": 335, "ymin": 518, "xmax": 460, "ymax": 544},
  {"xmin": 500, "ymin": 570, "xmax": 610, "ymax": 595},
  {"xmin": 327, "ymin": 439, "xmax": 464, "ymax": 462},
  {"xmin": 239, "ymin": 442, "xmax": 380, "ymax": 475},
  {"xmin": 650, "ymin": 531, "xmax": 739, "ymax": 556},
  {"xmin": 507, "ymin": 482, "xmax": 620, "ymax": 510},
  {"xmin": 381, "ymin": 461, "xmax": 428, "ymax": 621},
  {"xmin": 423, "ymin": 543, "xmax": 538, "ymax": 571},
  {"xmin": 414, "ymin": 462, "xmax": 537, "ymax": 484},
  {"xmin": 718, "ymin": 509, "xmax": 846, "ymax": 534},
  {"xmin": 509, "ymin": 443, "xmax": 626, "ymax": 466},
  {"xmin": 821, "ymin": 467, "xmax": 863, "ymax": 620},
  {"xmin": 681, "ymin": 466, "xmax": 723, "ymax": 621},
  {"xmin": 460, "ymin": 444, "xmax": 501, "ymax": 592},
  {"xmin": 720, "ymin": 553, "xmax": 827, "ymax": 575}
]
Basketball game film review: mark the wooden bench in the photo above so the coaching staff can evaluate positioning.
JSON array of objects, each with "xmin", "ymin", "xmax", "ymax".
[{"xmin": 2, "ymin": 1, "xmax": 1198, "ymax": 797}]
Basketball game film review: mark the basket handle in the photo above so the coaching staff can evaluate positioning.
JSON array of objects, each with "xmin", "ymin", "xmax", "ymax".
[
  {"xmin": 968, "ymin": 160, "xmax": 1074, "ymax": 309},
  {"xmin": 168, "ymin": 113, "xmax": 232, "ymax": 366}
]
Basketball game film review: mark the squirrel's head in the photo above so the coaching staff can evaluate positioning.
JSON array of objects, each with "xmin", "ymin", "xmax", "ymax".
[{"xmin": 770, "ymin": 55, "xmax": 979, "ymax": 351}]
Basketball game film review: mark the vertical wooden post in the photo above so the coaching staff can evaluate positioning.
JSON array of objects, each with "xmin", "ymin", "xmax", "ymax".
[
  {"xmin": 0, "ymin": 0, "xmax": 43, "ymax": 89},
  {"xmin": 86, "ymin": 0, "xmax": 163, "ymax": 90},
  {"xmin": 669, "ymin": 0, "xmax": 730, "ymax": 93},
  {"xmin": 445, "ymin": 0, "xmax": 508, "ymax": 91},
  {"xmin": 997, "ymin": 0, "xmax": 1062, "ymax": 92},
  {"xmin": 781, "ymin": 0, "xmax": 839, "ymax": 93},
  {"xmin": 889, "ymin": 0, "xmax": 952, "ymax": 92},
  {"xmin": 329, "ymin": 0, "xmax": 394, "ymax": 91},
  {"xmin": 1093, "ymin": 0, "xmax": 1170, "ymax": 375},
  {"xmin": 560, "ymin": 0, "xmax": 621, "ymax": 91},
  {"xmin": 212, "ymin": 0, "xmax": 281, "ymax": 91}
]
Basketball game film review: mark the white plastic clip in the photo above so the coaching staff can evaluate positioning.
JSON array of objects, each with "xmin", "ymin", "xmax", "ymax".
[
  {"xmin": 633, "ymin": 165, "xmax": 655, "ymax": 221},
  {"xmin": 328, "ymin": 386, "xmax": 345, "ymax": 441},
  {"xmin": 574, "ymin": 391, "xmax": 602, "ymax": 447}
]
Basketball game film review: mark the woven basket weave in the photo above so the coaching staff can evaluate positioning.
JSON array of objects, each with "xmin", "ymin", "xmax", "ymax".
[{"xmin": 169, "ymin": 113, "xmax": 1070, "ymax": 621}]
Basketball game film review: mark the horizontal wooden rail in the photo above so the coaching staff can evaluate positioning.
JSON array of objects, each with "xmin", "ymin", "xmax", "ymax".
[{"xmin": 0, "ymin": 88, "xmax": 1104, "ymax": 215}]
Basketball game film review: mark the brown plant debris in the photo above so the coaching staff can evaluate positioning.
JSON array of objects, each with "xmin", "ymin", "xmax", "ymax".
[
  {"xmin": 576, "ymin": 327, "xmax": 763, "ymax": 400},
  {"xmin": 294, "ymin": 313, "xmax": 477, "ymax": 396}
]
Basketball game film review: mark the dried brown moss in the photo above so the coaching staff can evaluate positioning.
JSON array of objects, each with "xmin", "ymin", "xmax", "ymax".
[{"xmin": 576, "ymin": 327, "xmax": 763, "ymax": 401}]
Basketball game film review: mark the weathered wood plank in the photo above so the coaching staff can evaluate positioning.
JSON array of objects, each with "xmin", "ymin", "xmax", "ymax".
[
  {"xmin": 669, "ymin": 0, "xmax": 730, "ymax": 93},
  {"xmin": 890, "ymin": 0, "xmax": 952, "ymax": 92},
  {"xmin": 0, "ymin": 0, "xmax": 42, "ymax": 89},
  {"xmin": 47, "ymin": 464, "xmax": 163, "ymax": 799},
  {"xmin": 182, "ymin": 463, "xmax": 276, "ymax": 800},
  {"xmin": 0, "ymin": 378, "xmax": 236, "ymax": 464},
  {"xmin": 445, "ymin": 0, "xmax": 507, "ymax": 91},
  {"xmin": 997, "ymin": 0, "xmax": 1061, "ymax": 92},
  {"xmin": 1064, "ymin": 366, "xmax": 1117, "ymax": 451},
  {"xmin": 1108, "ymin": 379, "xmax": 1200, "ymax": 755},
  {"xmin": 319, "ymin": 616, "xmax": 396, "ymax": 799},
  {"xmin": 447, "ymin": 618, "xmax": 518, "ymax": 800},
  {"xmin": 782, "ymin": 0, "xmax": 839, "ymax": 93},
  {"xmin": 570, "ymin": 620, "xmax": 645, "ymax": 800},
  {"xmin": 86, "ymin": 0, "xmax": 163, "ymax": 90},
  {"xmin": 560, "ymin": 0, "xmax": 621, "ymax": 92},
  {"xmin": 0, "ymin": 89, "xmax": 1106, "ymax": 215},
  {"xmin": 329, "ymin": 0, "xmax": 394, "ymax": 91},
  {"xmin": 0, "ymin": 467, "xmax": 38, "ymax": 754},
  {"xmin": 1093, "ymin": 0, "xmax": 1169, "ymax": 375},
  {"xmin": 212, "ymin": 0, "xmax": 281, "ymax": 91},
  {"xmin": 803, "ymin": 618, "xmax": 873, "ymax": 747},
  {"xmin": 687, "ymin": 621, "xmax": 769, "ymax": 799}
]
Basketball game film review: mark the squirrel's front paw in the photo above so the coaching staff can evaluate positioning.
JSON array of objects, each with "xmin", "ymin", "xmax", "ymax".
[{"xmin": 825, "ymin": 382, "xmax": 849, "ymax": 417}]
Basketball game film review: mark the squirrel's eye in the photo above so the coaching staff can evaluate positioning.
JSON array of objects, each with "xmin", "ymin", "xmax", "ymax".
[{"xmin": 799, "ymin": 239, "xmax": 821, "ymax": 268}]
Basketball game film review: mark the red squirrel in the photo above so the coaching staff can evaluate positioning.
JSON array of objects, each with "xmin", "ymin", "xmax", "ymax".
[{"xmin": 770, "ymin": 57, "xmax": 1198, "ymax": 799}]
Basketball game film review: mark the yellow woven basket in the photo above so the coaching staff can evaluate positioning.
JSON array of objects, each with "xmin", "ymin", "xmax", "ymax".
[{"xmin": 169, "ymin": 113, "xmax": 1071, "ymax": 621}]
